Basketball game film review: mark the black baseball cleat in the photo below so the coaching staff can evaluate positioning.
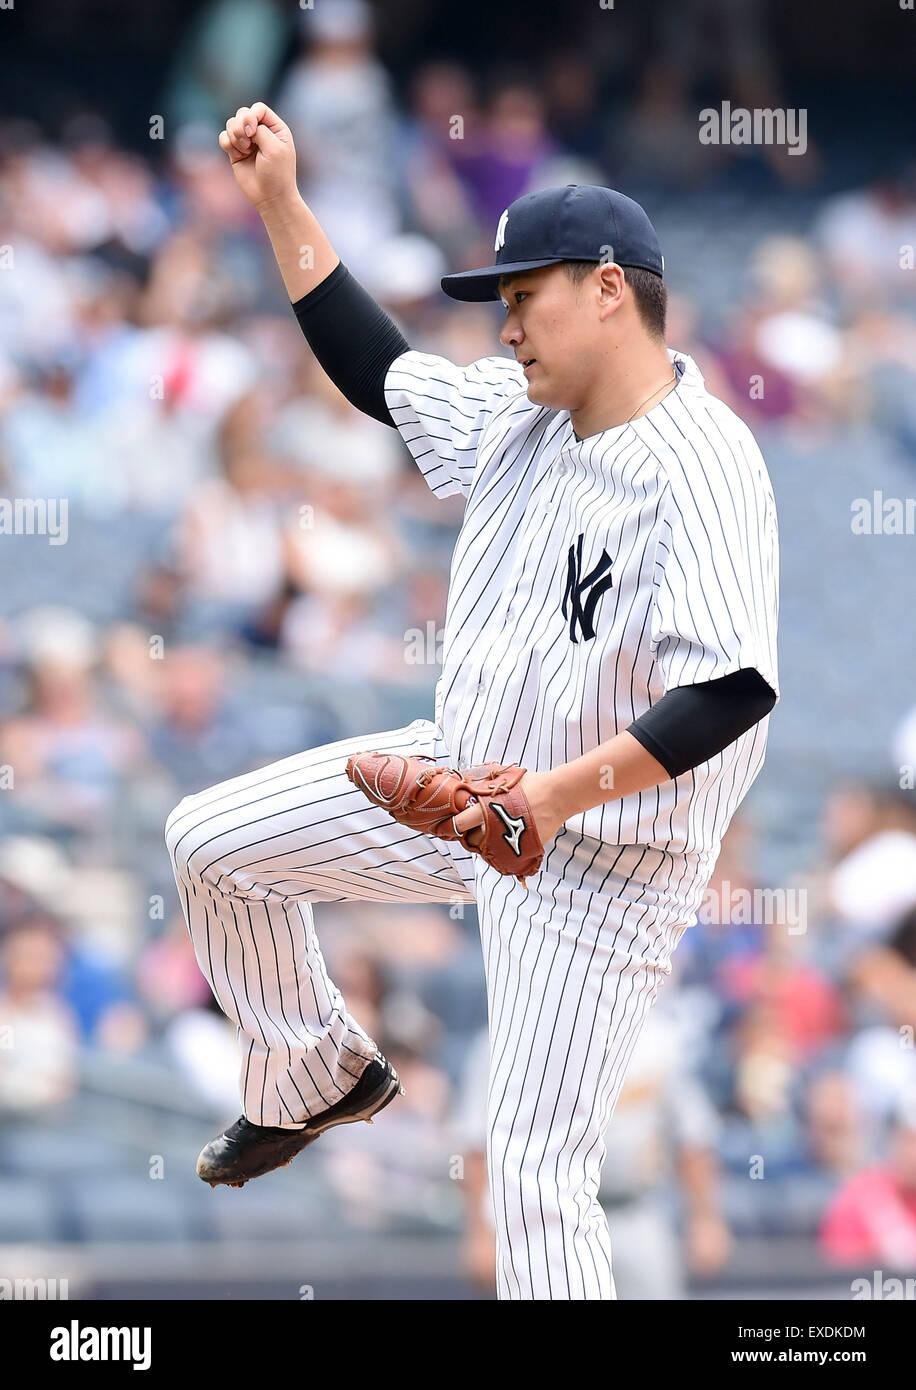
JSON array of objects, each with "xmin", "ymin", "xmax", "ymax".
[{"xmin": 196, "ymin": 1052, "xmax": 404, "ymax": 1188}]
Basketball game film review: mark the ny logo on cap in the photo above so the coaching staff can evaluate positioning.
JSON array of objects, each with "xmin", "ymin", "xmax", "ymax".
[{"xmin": 494, "ymin": 208, "xmax": 509, "ymax": 253}]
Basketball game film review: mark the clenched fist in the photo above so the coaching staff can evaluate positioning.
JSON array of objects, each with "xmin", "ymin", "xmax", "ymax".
[{"xmin": 218, "ymin": 102, "xmax": 297, "ymax": 212}]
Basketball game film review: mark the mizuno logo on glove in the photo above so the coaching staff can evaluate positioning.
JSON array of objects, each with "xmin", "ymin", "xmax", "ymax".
[
  {"xmin": 345, "ymin": 751, "xmax": 545, "ymax": 882},
  {"xmin": 489, "ymin": 802, "xmax": 527, "ymax": 856}
]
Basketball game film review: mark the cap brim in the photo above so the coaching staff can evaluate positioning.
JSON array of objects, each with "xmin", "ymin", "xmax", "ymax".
[{"xmin": 440, "ymin": 257, "xmax": 567, "ymax": 302}]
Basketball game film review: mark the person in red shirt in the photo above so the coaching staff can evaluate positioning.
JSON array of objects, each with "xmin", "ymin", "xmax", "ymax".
[{"xmin": 820, "ymin": 1110, "xmax": 916, "ymax": 1268}]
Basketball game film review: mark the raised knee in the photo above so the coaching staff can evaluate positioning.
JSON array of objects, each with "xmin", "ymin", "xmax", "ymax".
[{"xmin": 166, "ymin": 796, "xmax": 257, "ymax": 899}]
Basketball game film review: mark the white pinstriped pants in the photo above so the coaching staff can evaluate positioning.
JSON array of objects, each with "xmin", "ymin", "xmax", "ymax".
[{"xmin": 166, "ymin": 717, "xmax": 695, "ymax": 1300}]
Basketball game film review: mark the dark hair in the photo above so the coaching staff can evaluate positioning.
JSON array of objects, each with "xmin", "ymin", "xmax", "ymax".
[
  {"xmin": 563, "ymin": 260, "xmax": 667, "ymax": 340},
  {"xmin": 889, "ymin": 903, "xmax": 916, "ymax": 968}
]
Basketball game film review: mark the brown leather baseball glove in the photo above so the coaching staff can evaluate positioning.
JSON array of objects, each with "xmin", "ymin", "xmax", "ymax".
[{"xmin": 345, "ymin": 752, "xmax": 544, "ymax": 881}]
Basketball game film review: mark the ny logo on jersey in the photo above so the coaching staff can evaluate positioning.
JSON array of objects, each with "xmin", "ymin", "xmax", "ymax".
[
  {"xmin": 561, "ymin": 533, "xmax": 614, "ymax": 642},
  {"xmin": 494, "ymin": 208, "xmax": 509, "ymax": 252}
]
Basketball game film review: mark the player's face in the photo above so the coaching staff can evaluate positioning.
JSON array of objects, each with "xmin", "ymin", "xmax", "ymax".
[{"xmin": 498, "ymin": 264, "xmax": 602, "ymax": 409}]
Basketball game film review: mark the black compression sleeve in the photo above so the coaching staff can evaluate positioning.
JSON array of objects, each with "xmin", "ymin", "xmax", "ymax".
[
  {"xmin": 626, "ymin": 668, "xmax": 777, "ymax": 779},
  {"xmin": 291, "ymin": 262, "xmax": 410, "ymax": 427}
]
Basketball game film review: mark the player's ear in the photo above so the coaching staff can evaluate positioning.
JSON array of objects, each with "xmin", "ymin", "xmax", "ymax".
[{"xmin": 596, "ymin": 262, "xmax": 625, "ymax": 319}]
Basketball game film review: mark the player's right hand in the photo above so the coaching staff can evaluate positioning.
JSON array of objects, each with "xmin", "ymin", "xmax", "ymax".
[{"xmin": 218, "ymin": 102, "xmax": 297, "ymax": 211}]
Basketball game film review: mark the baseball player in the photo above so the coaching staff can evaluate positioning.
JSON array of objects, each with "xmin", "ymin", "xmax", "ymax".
[
  {"xmin": 453, "ymin": 1004, "xmax": 729, "ymax": 1299},
  {"xmin": 166, "ymin": 101, "xmax": 779, "ymax": 1301}
]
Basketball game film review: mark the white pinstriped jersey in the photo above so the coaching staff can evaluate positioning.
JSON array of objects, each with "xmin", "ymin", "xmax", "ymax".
[{"xmin": 385, "ymin": 347, "xmax": 779, "ymax": 869}]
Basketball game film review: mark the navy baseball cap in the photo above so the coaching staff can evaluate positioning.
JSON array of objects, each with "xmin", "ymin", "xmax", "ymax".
[{"xmin": 441, "ymin": 184, "xmax": 664, "ymax": 302}]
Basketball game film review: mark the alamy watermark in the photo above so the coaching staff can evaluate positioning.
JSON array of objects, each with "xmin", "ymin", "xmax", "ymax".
[
  {"xmin": 698, "ymin": 880, "xmax": 807, "ymax": 934},
  {"xmin": 0, "ymin": 1276, "xmax": 69, "ymax": 1299},
  {"xmin": 851, "ymin": 1270, "xmax": 916, "ymax": 1300},
  {"xmin": 699, "ymin": 102, "xmax": 808, "ymax": 157},
  {"xmin": 49, "ymin": 1321, "xmax": 151, "ymax": 1370},
  {"xmin": 851, "ymin": 492, "xmax": 915, "ymax": 535},
  {"xmin": 404, "ymin": 621, "xmax": 444, "ymax": 666},
  {"xmin": 0, "ymin": 497, "xmax": 68, "ymax": 544}
]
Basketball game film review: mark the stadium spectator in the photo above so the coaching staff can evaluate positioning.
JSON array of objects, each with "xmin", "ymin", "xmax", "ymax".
[
  {"xmin": 1, "ymin": 608, "xmax": 147, "ymax": 836},
  {"xmin": 820, "ymin": 1104, "xmax": 916, "ymax": 1269},
  {"xmin": 0, "ymin": 22, "xmax": 913, "ymax": 1294},
  {"xmin": 163, "ymin": 0, "xmax": 290, "ymax": 136},
  {"xmin": 0, "ymin": 912, "xmax": 80, "ymax": 1114},
  {"xmin": 276, "ymin": 0, "xmax": 400, "ymax": 276}
]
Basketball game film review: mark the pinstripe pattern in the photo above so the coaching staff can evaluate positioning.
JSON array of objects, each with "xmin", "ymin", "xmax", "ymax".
[
  {"xmin": 167, "ymin": 712, "xmax": 697, "ymax": 1297},
  {"xmin": 385, "ymin": 347, "xmax": 779, "ymax": 864},
  {"xmin": 381, "ymin": 346, "xmax": 778, "ymax": 1298},
  {"xmin": 165, "ymin": 344, "xmax": 777, "ymax": 1300},
  {"xmin": 167, "ymin": 719, "xmax": 476, "ymax": 1127},
  {"xmin": 476, "ymin": 836, "xmax": 691, "ymax": 1299}
]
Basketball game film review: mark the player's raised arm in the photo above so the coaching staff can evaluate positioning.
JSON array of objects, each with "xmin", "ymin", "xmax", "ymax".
[
  {"xmin": 219, "ymin": 102, "xmax": 338, "ymax": 300},
  {"xmin": 220, "ymin": 101, "xmax": 409, "ymax": 426}
]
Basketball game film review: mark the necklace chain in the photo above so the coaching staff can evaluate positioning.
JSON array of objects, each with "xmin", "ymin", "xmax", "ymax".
[{"xmin": 625, "ymin": 370, "xmax": 677, "ymax": 424}]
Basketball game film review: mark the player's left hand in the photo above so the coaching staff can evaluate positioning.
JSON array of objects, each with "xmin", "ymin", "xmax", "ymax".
[
  {"xmin": 345, "ymin": 752, "xmax": 560, "ymax": 881},
  {"xmin": 453, "ymin": 769, "xmax": 568, "ymax": 851}
]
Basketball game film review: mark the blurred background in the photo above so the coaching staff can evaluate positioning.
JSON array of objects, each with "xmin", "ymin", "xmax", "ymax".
[{"xmin": 1, "ymin": 0, "xmax": 915, "ymax": 1300}]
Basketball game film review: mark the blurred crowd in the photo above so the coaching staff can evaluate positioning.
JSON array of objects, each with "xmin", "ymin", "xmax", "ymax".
[{"xmin": 1, "ymin": 0, "xmax": 916, "ymax": 1297}]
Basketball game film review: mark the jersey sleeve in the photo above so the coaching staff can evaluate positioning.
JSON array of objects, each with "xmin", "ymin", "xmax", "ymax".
[
  {"xmin": 384, "ymin": 349, "xmax": 526, "ymax": 499},
  {"xmin": 649, "ymin": 421, "xmax": 780, "ymax": 699}
]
